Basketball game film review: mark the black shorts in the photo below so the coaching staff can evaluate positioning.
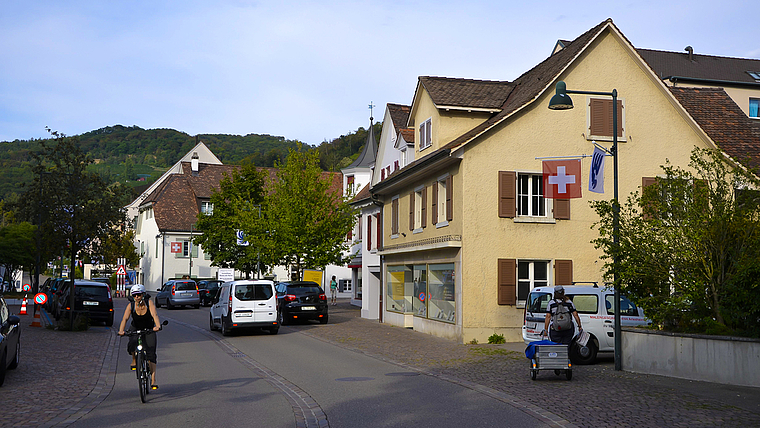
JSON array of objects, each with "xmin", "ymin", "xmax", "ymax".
[
  {"xmin": 549, "ymin": 327, "xmax": 575, "ymax": 345},
  {"xmin": 127, "ymin": 331, "xmax": 157, "ymax": 363}
]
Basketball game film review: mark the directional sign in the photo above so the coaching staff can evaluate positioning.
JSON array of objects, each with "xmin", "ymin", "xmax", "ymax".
[{"xmin": 34, "ymin": 293, "xmax": 47, "ymax": 305}]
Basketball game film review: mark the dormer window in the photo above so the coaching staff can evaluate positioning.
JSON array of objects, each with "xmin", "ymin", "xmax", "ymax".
[
  {"xmin": 747, "ymin": 71, "xmax": 760, "ymax": 81},
  {"xmin": 419, "ymin": 118, "xmax": 432, "ymax": 151},
  {"xmin": 201, "ymin": 201, "xmax": 214, "ymax": 215}
]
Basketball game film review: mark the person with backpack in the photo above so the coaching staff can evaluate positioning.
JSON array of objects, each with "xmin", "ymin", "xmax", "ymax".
[{"xmin": 541, "ymin": 285, "xmax": 582, "ymax": 345}]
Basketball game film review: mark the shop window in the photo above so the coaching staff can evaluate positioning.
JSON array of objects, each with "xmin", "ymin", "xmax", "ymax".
[
  {"xmin": 428, "ymin": 263, "xmax": 456, "ymax": 323},
  {"xmin": 386, "ymin": 265, "xmax": 412, "ymax": 313}
]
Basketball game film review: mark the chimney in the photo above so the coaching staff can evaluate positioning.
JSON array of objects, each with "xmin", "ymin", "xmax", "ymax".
[
  {"xmin": 191, "ymin": 152, "xmax": 199, "ymax": 176},
  {"xmin": 684, "ymin": 46, "xmax": 693, "ymax": 61}
]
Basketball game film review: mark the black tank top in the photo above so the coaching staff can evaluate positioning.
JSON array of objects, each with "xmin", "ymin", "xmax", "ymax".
[{"xmin": 131, "ymin": 296, "xmax": 155, "ymax": 330}]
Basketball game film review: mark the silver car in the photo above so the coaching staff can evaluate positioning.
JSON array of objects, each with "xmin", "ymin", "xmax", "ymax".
[{"xmin": 155, "ymin": 279, "xmax": 200, "ymax": 309}]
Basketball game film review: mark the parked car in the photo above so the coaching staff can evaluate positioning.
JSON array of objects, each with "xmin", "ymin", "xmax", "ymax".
[
  {"xmin": 210, "ymin": 279, "xmax": 279, "ymax": 336},
  {"xmin": 0, "ymin": 294, "xmax": 21, "ymax": 387},
  {"xmin": 198, "ymin": 279, "xmax": 223, "ymax": 306},
  {"xmin": 275, "ymin": 281, "xmax": 328, "ymax": 325},
  {"xmin": 522, "ymin": 284, "xmax": 649, "ymax": 364},
  {"xmin": 90, "ymin": 277, "xmax": 111, "ymax": 286},
  {"xmin": 48, "ymin": 278, "xmax": 71, "ymax": 318},
  {"xmin": 54, "ymin": 280, "xmax": 115, "ymax": 326},
  {"xmin": 155, "ymin": 279, "xmax": 200, "ymax": 309}
]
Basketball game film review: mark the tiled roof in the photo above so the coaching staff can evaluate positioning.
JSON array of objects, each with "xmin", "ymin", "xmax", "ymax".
[
  {"xmin": 419, "ymin": 76, "xmax": 514, "ymax": 110},
  {"xmin": 442, "ymin": 19, "xmax": 610, "ymax": 150},
  {"xmin": 670, "ymin": 87, "xmax": 760, "ymax": 168},
  {"xmin": 387, "ymin": 103, "xmax": 411, "ymax": 134},
  {"xmin": 638, "ymin": 48, "xmax": 760, "ymax": 84},
  {"xmin": 145, "ymin": 163, "xmax": 343, "ymax": 232},
  {"xmin": 399, "ymin": 128, "xmax": 415, "ymax": 143},
  {"xmin": 350, "ymin": 183, "xmax": 371, "ymax": 204}
]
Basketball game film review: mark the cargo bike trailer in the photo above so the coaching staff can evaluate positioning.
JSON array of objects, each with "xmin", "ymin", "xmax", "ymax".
[{"xmin": 530, "ymin": 344, "xmax": 572, "ymax": 380}]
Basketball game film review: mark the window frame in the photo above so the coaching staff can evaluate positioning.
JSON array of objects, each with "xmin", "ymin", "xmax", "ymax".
[
  {"xmin": 391, "ymin": 196, "xmax": 399, "ymax": 237},
  {"xmin": 200, "ymin": 201, "xmax": 214, "ymax": 216},
  {"xmin": 750, "ymin": 98, "xmax": 759, "ymax": 119},
  {"xmin": 517, "ymin": 260, "xmax": 550, "ymax": 308},
  {"xmin": 419, "ymin": 118, "xmax": 432, "ymax": 151},
  {"xmin": 586, "ymin": 96, "xmax": 626, "ymax": 142},
  {"xmin": 517, "ymin": 173, "xmax": 548, "ymax": 218}
]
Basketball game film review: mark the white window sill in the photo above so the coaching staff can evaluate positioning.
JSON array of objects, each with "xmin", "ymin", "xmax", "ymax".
[
  {"xmin": 514, "ymin": 217, "xmax": 556, "ymax": 224},
  {"xmin": 413, "ymin": 228, "xmax": 424, "ymax": 234},
  {"xmin": 391, "ymin": 233, "xmax": 400, "ymax": 239},
  {"xmin": 435, "ymin": 221, "xmax": 449, "ymax": 229}
]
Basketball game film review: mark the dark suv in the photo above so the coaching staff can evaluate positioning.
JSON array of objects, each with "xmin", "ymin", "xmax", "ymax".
[
  {"xmin": 198, "ymin": 280, "xmax": 223, "ymax": 306},
  {"xmin": 275, "ymin": 281, "xmax": 328, "ymax": 325},
  {"xmin": 54, "ymin": 280, "xmax": 115, "ymax": 326}
]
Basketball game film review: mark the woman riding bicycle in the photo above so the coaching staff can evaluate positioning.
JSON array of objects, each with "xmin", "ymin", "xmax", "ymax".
[{"xmin": 118, "ymin": 284, "xmax": 161, "ymax": 390}]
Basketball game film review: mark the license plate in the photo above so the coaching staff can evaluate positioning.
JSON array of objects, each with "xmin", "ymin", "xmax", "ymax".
[
  {"xmin": 83, "ymin": 301, "xmax": 98, "ymax": 306},
  {"xmin": 302, "ymin": 306, "xmax": 316, "ymax": 311},
  {"xmin": 236, "ymin": 313, "xmax": 252, "ymax": 317}
]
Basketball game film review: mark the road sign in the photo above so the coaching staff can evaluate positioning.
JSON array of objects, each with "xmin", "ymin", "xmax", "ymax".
[
  {"xmin": 23, "ymin": 284, "xmax": 31, "ymax": 292},
  {"xmin": 34, "ymin": 293, "xmax": 47, "ymax": 305},
  {"xmin": 116, "ymin": 265, "xmax": 126, "ymax": 275}
]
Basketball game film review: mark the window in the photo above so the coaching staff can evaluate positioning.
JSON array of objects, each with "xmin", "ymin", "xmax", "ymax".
[
  {"xmin": 432, "ymin": 175, "xmax": 453, "ymax": 226},
  {"xmin": 517, "ymin": 174, "xmax": 546, "ymax": 217},
  {"xmin": 347, "ymin": 175, "xmax": 355, "ymax": 193},
  {"xmin": 176, "ymin": 240, "xmax": 198, "ymax": 258},
  {"xmin": 366, "ymin": 215, "xmax": 372, "ymax": 251},
  {"xmin": 518, "ymin": 260, "xmax": 548, "ymax": 304},
  {"xmin": 392, "ymin": 263, "xmax": 456, "ymax": 323},
  {"xmin": 587, "ymin": 97, "xmax": 625, "ymax": 141},
  {"xmin": 748, "ymin": 71, "xmax": 760, "ymax": 81},
  {"xmin": 419, "ymin": 118, "xmax": 432, "ymax": 151},
  {"xmin": 750, "ymin": 98, "xmax": 759, "ymax": 118},
  {"xmin": 412, "ymin": 186, "xmax": 427, "ymax": 231},
  {"xmin": 201, "ymin": 201, "xmax": 214, "ymax": 216},
  {"xmin": 374, "ymin": 213, "xmax": 381, "ymax": 251},
  {"xmin": 387, "ymin": 265, "xmax": 412, "ymax": 313}
]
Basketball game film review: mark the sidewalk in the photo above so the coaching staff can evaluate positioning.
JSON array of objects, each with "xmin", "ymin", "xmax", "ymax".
[{"xmin": 1, "ymin": 300, "xmax": 758, "ymax": 428}]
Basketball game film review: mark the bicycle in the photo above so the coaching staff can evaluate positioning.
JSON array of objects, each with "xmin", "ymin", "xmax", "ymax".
[{"xmin": 123, "ymin": 320, "xmax": 168, "ymax": 403}]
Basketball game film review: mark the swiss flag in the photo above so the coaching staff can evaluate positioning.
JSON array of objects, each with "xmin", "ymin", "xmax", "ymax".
[
  {"xmin": 171, "ymin": 242, "xmax": 183, "ymax": 253},
  {"xmin": 543, "ymin": 159, "xmax": 582, "ymax": 198}
]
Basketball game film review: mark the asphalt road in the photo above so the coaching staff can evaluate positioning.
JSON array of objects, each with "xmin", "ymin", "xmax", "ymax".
[{"xmin": 71, "ymin": 300, "xmax": 551, "ymax": 428}]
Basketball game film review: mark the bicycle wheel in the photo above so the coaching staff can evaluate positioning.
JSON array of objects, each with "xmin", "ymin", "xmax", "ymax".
[{"xmin": 137, "ymin": 352, "xmax": 148, "ymax": 403}]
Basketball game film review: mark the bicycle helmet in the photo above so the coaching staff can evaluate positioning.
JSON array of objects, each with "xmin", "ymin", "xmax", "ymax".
[{"xmin": 130, "ymin": 284, "xmax": 146, "ymax": 295}]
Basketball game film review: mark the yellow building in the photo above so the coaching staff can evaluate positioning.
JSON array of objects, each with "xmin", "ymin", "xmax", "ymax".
[{"xmin": 370, "ymin": 19, "xmax": 760, "ymax": 343}]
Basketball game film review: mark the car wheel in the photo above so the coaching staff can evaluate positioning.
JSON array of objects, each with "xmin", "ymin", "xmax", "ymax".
[
  {"xmin": 0, "ymin": 350, "xmax": 6, "ymax": 387},
  {"xmin": 155, "ymin": 299, "xmax": 161, "ymax": 309},
  {"xmin": 167, "ymin": 300, "xmax": 174, "ymax": 310},
  {"xmin": 269, "ymin": 326, "xmax": 279, "ymax": 335},
  {"xmin": 221, "ymin": 315, "xmax": 231, "ymax": 336},
  {"xmin": 319, "ymin": 314, "xmax": 328, "ymax": 324},
  {"xmin": 570, "ymin": 340, "xmax": 598, "ymax": 365},
  {"xmin": 209, "ymin": 313, "xmax": 217, "ymax": 331},
  {"xmin": 7, "ymin": 341, "xmax": 19, "ymax": 370},
  {"xmin": 278, "ymin": 310, "xmax": 287, "ymax": 326}
]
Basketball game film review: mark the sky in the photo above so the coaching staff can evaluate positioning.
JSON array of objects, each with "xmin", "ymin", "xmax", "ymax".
[{"xmin": 2, "ymin": 1, "xmax": 758, "ymax": 146}]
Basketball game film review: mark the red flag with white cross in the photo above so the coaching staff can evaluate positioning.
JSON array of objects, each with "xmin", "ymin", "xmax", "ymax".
[
  {"xmin": 543, "ymin": 159, "xmax": 582, "ymax": 198},
  {"xmin": 171, "ymin": 242, "xmax": 183, "ymax": 253}
]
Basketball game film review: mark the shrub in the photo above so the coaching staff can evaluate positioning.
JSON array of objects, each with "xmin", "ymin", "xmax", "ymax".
[{"xmin": 487, "ymin": 333, "xmax": 505, "ymax": 344}]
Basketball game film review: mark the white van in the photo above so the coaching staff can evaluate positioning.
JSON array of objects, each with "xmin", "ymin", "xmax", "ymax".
[
  {"xmin": 522, "ymin": 285, "xmax": 649, "ymax": 364},
  {"xmin": 209, "ymin": 280, "xmax": 279, "ymax": 336}
]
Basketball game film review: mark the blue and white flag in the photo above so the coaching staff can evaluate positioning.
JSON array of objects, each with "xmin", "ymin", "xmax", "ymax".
[
  {"xmin": 236, "ymin": 230, "xmax": 249, "ymax": 246},
  {"xmin": 589, "ymin": 146, "xmax": 606, "ymax": 194}
]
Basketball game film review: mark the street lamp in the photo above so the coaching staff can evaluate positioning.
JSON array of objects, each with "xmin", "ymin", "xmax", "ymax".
[{"xmin": 548, "ymin": 80, "xmax": 623, "ymax": 371}]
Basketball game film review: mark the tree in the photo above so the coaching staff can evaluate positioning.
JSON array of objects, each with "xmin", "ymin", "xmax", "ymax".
[
  {"xmin": 0, "ymin": 221, "xmax": 36, "ymax": 289},
  {"xmin": 260, "ymin": 147, "xmax": 355, "ymax": 280},
  {"xmin": 17, "ymin": 130, "xmax": 129, "ymax": 312},
  {"xmin": 193, "ymin": 163, "xmax": 269, "ymax": 277},
  {"xmin": 592, "ymin": 147, "xmax": 760, "ymax": 336}
]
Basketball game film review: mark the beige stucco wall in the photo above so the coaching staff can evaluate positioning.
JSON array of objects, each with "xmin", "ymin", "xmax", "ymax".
[
  {"xmin": 458, "ymin": 30, "xmax": 715, "ymax": 343},
  {"xmin": 413, "ymin": 91, "xmax": 491, "ymax": 158}
]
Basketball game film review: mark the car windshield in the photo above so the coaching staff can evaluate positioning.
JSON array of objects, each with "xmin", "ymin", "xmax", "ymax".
[
  {"xmin": 75, "ymin": 285, "xmax": 109, "ymax": 299},
  {"xmin": 174, "ymin": 281, "xmax": 196, "ymax": 291},
  {"xmin": 235, "ymin": 284, "xmax": 273, "ymax": 301},
  {"xmin": 527, "ymin": 292, "xmax": 551, "ymax": 313}
]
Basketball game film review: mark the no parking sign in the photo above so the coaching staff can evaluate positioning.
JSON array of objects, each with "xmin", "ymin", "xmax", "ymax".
[{"xmin": 34, "ymin": 293, "xmax": 47, "ymax": 305}]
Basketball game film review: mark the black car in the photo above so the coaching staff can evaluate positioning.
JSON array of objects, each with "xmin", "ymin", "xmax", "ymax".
[
  {"xmin": 198, "ymin": 280, "xmax": 223, "ymax": 306},
  {"xmin": 0, "ymin": 295, "xmax": 21, "ymax": 387},
  {"xmin": 55, "ymin": 280, "xmax": 115, "ymax": 326},
  {"xmin": 275, "ymin": 281, "xmax": 328, "ymax": 325},
  {"xmin": 48, "ymin": 278, "xmax": 71, "ymax": 317}
]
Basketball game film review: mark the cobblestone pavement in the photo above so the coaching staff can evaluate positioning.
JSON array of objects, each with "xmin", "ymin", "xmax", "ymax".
[{"xmin": 2, "ymin": 300, "xmax": 759, "ymax": 427}]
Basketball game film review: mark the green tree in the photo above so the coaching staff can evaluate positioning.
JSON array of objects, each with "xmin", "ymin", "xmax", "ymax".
[
  {"xmin": 592, "ymin": 147, "xmax": 760, "ymax": 336},
  {"xmin": 0, "ymin": 221, "xmax": 36, "ymax": 288},
  {"xmin": 17, "ymin": 130, "xmax": 129, "ymax": 301},
  {"xmin": 193, "ymin": 163, "xmax": 269, "ymax": 277},
  {"xmin": 261, "ymin": 147, "xmax": 355, "ymax": 280}
]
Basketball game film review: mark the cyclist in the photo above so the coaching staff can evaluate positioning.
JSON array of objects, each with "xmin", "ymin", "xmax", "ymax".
[{"xmin": 118, "ymin": 284, "xmax": 161, "ymax": 390}]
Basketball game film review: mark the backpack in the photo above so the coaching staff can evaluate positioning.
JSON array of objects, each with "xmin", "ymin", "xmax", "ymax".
[{"xmin": 551, "ymin": 300, "xmax": 573, "ymax": 331}]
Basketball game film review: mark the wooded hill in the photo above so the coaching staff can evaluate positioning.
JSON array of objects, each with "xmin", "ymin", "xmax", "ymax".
[{"xmin": 0, "ymin": 121, "xmax": 382, "ymax": 202}]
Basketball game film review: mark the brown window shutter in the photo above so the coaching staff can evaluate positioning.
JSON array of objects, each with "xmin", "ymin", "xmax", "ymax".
[
  {"xmin": 421, "ymin": 186, "xmax": 427, "ymax": 228},
  {"xmin": 375, "ymin": 213, "xmax": 381, "ymax": 250},
  {"xmin": 431, "ymin": 182, "xmax": 438, "ymax": 225},
  {"xmin": 446, "ymin": 175, "xmax": 453, "ymax": 221},
  {"xmin": 554, "ymin": 199, "xmax": 570, "ymax": 220},
  {"xmin": 498, "ymin": 171, "xmax": 516, "ymax": 218},
  {"xmin": 498, "ymin": 258, "xmax": 516, "ymax": 305},
  {"xmin": 642, "ymin": 177, "xmax": 658, "ymax": 220},
  {"xmin": 590, "ymin": 98, "xmax": 623, "ymax": 138},
  {"xmin": 392, "ymin": 199, "xmax": 399, "ymax": 235},
  {"xmin": 409, "ymin": 193, "xmax": 414, "ymax": 231},
  {"xmin": 554, "ymin": 260, "xmax": 573, "ymax": 285},
  {"xmin": 367, "ymin": 215, "xmax": 372, "ymax": 251}
]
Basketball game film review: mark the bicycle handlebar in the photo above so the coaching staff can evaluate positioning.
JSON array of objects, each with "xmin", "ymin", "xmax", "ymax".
[{"xmin": 121, "ymin": 320, "xmax": 169, "ymax": 336}]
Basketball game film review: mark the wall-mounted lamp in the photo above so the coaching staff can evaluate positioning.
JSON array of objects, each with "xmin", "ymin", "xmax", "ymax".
[{"xmin": 401, "ymin": 233, "xmax": 406, "ymax": 237}]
